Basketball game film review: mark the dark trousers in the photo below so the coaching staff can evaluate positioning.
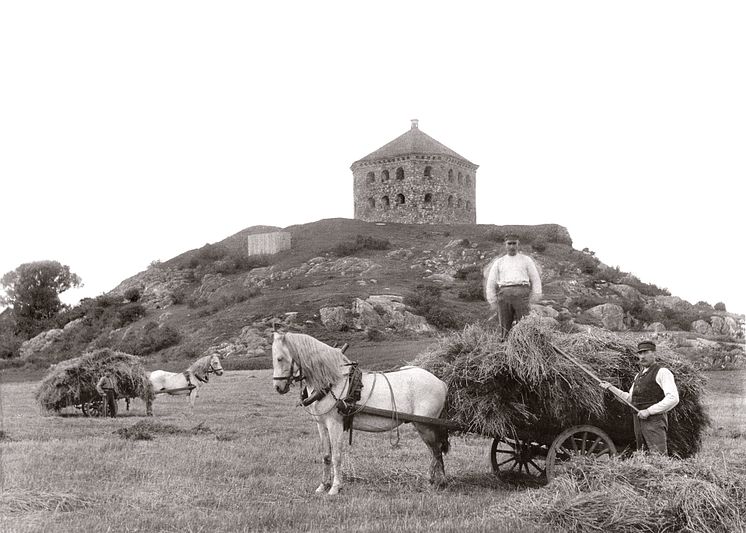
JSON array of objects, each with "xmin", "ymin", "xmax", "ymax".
[
  {"xmin": 103, "ymin": 390, "xmax": 117, "ymax": 418},
  {"xmin": 497, "ymin": 285, "xmax": 531, "ymax": 339},
  {"xmin": 633, "ymin": 412, "xmax": 668, "ymax": 454}
]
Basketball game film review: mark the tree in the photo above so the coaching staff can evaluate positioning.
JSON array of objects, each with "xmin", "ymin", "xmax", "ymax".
[
  {"xmin": 714, "ymin": 302, "xmax": 727, "ymax": 312},
  {"xmin": 0, "ymin": 261, "xmax": 82, "ymax": 337}
]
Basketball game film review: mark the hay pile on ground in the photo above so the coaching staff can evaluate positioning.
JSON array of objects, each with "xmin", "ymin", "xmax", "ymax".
[
  {"xmin": 495, "ymin": 453, "xmax": 746, "ymax": 532},
  {"xmin": 36, "ymin": 348, "xmax": 154, "ymax": 413},
  {"xmin": 413, "ymin": 316, "xmax": 709, "ymax": 456}
]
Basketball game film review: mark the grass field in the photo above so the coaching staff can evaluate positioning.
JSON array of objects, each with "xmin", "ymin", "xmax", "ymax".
[{"xmin": 0, "ymin": 368, "xmax": 743, "ymax": 532}]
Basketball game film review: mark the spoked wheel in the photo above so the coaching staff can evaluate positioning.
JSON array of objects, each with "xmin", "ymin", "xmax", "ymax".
[
  {"xmin": 545, "ymin": 425, "xmax": 617, "ymax": 482},
  {"xmin": 81, "ymin": 399, "xmax": 105, "ymax": 417},
  {"xmin": 490, "ymin": 434, "xmax": 549, "ymax": 480}
]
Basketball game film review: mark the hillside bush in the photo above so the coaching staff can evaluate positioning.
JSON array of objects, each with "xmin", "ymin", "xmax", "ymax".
[
  {"xmin": 328, "ymin": 235, "xmax": 391, "ymax": 257},
  {"xmin": 117, "ymin": 303, "xmax": 145, "ymax": 327},
  {"xmin": 531, "ymin": 241, "xmax": 547, "ymax": 253},
  {"xmin": 714, "ymin": 301, "xmax": 727, "ymax": 311},
  {"xmin": 454, "ymin": 265, "xmax": 482, "ymax": 281},
  {"xmin": 404, "ymin": 284, "xmax": 461, "ymax": 330},
  {"xmin": 568, "ymin": 295, "xmax": 607, "ymax": 311},
  {"xmin": 576, "ymin": 253, "xmax": 600, "ymax": 274},
  {"xmin": 458, "ymin": 280, "xmax": 485, "ymax": 301},
  {"xmin": 124, "ymin": 287, "xmax": 141, "ymax": 302},
  {"xmin": 134, "ymin": 323, "xmax": 181, "ymax": 355},
  {"xmin": 591, "ymin": 265, "xmax": 624, "ymax": 284}
]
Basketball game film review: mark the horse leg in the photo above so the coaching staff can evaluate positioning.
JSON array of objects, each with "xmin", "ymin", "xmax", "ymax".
[
  {"xmin": 327, "ymin": 419, "xmax": 346, "ymax": 496},
  {"xmin": 315, "ymin": 422, "xmax": 333, "ymax": 493},
  {"xmin": 146, "ymin": 399, "xmax": 153, "ymax": 416},
  {"xmin": 189, "ymin": 388, "xmax": 197, "ymax": 411},
  {"xmin": 413, "ymin": 422, "xmax": 449, "ymax": 488}
]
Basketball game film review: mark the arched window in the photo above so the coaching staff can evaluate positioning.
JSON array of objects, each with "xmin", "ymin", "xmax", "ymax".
[
  {"xmin": 366, "ymin": 171, "xmax": 375, "ymax": 184},
  {"xmin": 466, "ymin": 200, "xmax": 471, "ymax": 210},
  {"xmin": 395, "ymin": 167, "xmax": 404, "ymax": 180},
  {"xmin": 466, "ymin": 175, "xmax": 471, "ymax": 186},
  {"xmin": 424, "ymin": 193, "xmax": 433, "ymax": 204},
  {"xmin": 447, "ymin": 195, "xmax": 453, "ymax": 207},
  {"xmin": 448, "ymin": 169, "xmax": 454, "ymax": 182},
  {"xmin": 367, "ymin": 197, "xmax": 375, "ymax": 208},
  {"xmin": 395, "ymin": 193, "xmax": 405, "ymax": 205},
  {"xmin": 382, "ymin": 169, "xmax": 390, "ymax": 182},
  {"xmin": 424, "ymin": 166, "xmax": 432, "ymax": 178},
  {"xmin": 381, "ymin": 195, "xmax": 390, "ymax": 208},
  {"xmin": 458, "ymin": 172, "xmax": 463, "ymax": 184},
  {"xmin": 456, "ymin": 198, "xmax": 462, "ymax": 208}
]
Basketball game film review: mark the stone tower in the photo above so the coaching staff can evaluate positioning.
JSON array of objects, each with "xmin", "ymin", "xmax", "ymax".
[{"xmin": 351, "ymin": 120, "xmax": 478, "ymax": 224}]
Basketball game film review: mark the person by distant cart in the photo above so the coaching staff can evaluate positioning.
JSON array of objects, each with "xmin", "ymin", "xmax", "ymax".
[
  {"xmin": 96, "ymin": 374, "xmax": 118, "ymax": 418},
  {"xmin": 484, "ymin": 234, "xmax": 542, "ymax": 340},
  {"xmin": 599, "ymin": 341, "xmax": 679, "ymax": 454}
]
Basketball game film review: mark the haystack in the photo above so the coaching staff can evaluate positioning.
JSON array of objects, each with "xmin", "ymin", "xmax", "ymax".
[
  {"xmin": 36, "ymin": 348, "xmax": 154, "ymax": 413},
  {"xmin": 413, "ymin": 316, "xmax": 709, "ymax": 457}
]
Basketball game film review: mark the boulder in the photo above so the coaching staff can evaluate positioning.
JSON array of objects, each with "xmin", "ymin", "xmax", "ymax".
[
  {"xmin": 207, "ymin": 325, "xmax": 270, "ymax": 358},
  {"xmin": 691, "ymin": 320, "xmax": 713, "ymax": 336},
  {"xmin": 609, "ymin": 284, "xmax": 643, "ymax": 302},
  {"xmin": 531, "ymin": 304, "xmax": 559, "ymax": 319},
  {"xmin": 582, "ymin": 303, "xmax": 626, "ymax": 331},
  {"xmin": 654, "ymin": 295, "xmax": 692, "ymax": 312},
  {"xmin": 352, "ymin": 298, "xmax": 384, "ymax": 329},
  {"xmin": 646, "ymin": 322, "xmax": 666, "ymax": 333},
  {"xmin": 320, "ymin": 306, "xmax": 353, "ymax": 330}
]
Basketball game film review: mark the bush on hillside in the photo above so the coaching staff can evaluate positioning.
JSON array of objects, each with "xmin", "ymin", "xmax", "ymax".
[
  {"xmin": 124, "ymin": 287, "xmax": 141, "ymax": 302},
  {"xmin": 591, "ymin": 265, "xmax": 625, "ymax": 284},
  {"xmin": 458, "ymin": 280, "xmax": 485, "ymax": 301},
  {"xmin": 714, "ymin": 301, "xmax": 726, "ymax": 312},
  {"xmin": 531, "ymin": 241, "xmax": 547, "ymax": 253},
  {"xmin": 328, "ymin": 235, "xmax": 391, "ymax": 257},
  {"xmin": 404, "ymin": 284, "xmax": 461, "ymax": 330}
]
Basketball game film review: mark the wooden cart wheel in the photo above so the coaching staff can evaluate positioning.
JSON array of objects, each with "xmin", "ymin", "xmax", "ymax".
[
  {"xmin": 545, "ymin": 425, "xmax": 616, "ymax": 482},
  {"xmin": 81, "ymin": 399, "xmax": 105, "ymax": 417},
  {"xmin": 490, "ymin": 434, "xmax": 549, "ymax": 480}
]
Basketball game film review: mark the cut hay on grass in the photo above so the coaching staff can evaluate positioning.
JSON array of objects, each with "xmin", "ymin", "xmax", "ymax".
[
  {"xmin": 1, "ymin": 489, "xmax": 94, "ymax": 513},
  {"xmin": 495, "ymin": 453, "xmax": 746, "ymax": 533},
  {"xmin": 114, "ymin": 420, "xmax": 215, "ymax": 440},
  {"xmin": 413, "ymin": 316, "xmax": 709, "ymax": 457},
  {"xmin": 35, "ymin": 348, "xmax": 154, "ymax": 413}
]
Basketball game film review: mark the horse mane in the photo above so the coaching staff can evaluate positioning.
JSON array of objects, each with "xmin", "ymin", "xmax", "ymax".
[
  {"xmin": 282, "ymin": 332, "xmax": 349, "ymax": 390},
  {"xmin": 188, "ymin": 354, "xmax": 215, "ymax": 378}
]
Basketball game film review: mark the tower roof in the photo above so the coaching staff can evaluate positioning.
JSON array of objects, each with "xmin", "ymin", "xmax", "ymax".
[{"xmin": 352, "ymin": 120, "xmax": 477, "ymax": 168}]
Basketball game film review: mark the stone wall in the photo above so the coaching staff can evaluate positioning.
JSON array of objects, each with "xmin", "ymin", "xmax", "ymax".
[
  {"xmin": 352, "ymin": 156, "xmax": 477, "ymax": 224},
  {"xmin": 247, "ymin": 232, "xmax": 291, "ymax": 256}
]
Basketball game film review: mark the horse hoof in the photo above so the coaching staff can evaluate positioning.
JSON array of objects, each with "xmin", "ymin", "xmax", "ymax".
[
  {"xmin": 315, "ymin": 483, "xmax": 331, "ymax": 493},
  {"xmin": 327, "ymin": 487, "xmax": 340, "ymax": 496}
]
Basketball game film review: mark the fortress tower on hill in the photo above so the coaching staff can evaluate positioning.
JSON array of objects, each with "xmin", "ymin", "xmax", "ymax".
[{"xmin": 351, "ymin": 120, "xmax": 478, "ymax": 224}]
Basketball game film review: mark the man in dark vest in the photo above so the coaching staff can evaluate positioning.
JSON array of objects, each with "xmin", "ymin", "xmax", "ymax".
[{"xmin": 599, "ymin": 341, "xmax": 679, "ymax": 454}]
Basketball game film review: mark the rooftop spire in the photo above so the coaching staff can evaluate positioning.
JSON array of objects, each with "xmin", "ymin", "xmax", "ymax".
[{"xmin": 411, "ymin": 118, "xmax": 419, "ymax": 129}]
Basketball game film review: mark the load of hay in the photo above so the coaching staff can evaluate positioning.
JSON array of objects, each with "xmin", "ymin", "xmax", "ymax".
[
  {"xmin": 413, "ymin": 316, "xmax": 709, "ymax": 457},
  {"xmin": 496, "ymin": 453, "xmax": 746, "ymax": 533},
  {"xmin": 36, "ymin": 348, "xmax": 154, "ymax": 413}
]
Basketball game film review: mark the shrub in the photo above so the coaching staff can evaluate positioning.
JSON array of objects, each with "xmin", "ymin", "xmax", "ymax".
[
  {"xmin": 576, "ymin": 253, "xmax": 600, "ymax": 275},
  {"xmin": 458, "ymin": 280, "xmax": 485, "ymax": 301},
  {"xmin": 569, "ymin": 295, "xmax": 607, "ymax": 311},
  {"xmin": 714, "ymin": 302, "xmax": 727, "ymax": 312},
  {"xmin": 328, "ymin": 235, "xmax": 392, "ymax": 257},
  {"xmin": 365, "ymin": 328, "xmax": 385, "ymax": 342},
  {"xmin": 135, "ymin": 323, "xmax": 181, "ymax": 355},
  {"xmin": 404, "ymin": 284, "xmax": 462, "ymax": 330},
  {"xmin": 454, "ymin": 265, "xmax": 482, "ymax": 281},
  {"xmin": 531, "ymin": 241, "xmax": 547, "ymax": 253},
  {"xmin": 117, "ymin": 303, "xmax": 145, "ymax": 327},
  {"xmin": 124, "ymin": 287, "xmax": 142, "ymax": 302},
  {"xmin": 592, "ymin": 265, "xmax": 624, "ymax": 284}
]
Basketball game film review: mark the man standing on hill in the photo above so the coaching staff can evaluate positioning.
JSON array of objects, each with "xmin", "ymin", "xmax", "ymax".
[
  {"xmin": 484, "ymin": 234, "xmax": 542, "ymax": 340},
  {"xmin": 599, "ymin": 341, "xmax": 680, "ymax": 454}
]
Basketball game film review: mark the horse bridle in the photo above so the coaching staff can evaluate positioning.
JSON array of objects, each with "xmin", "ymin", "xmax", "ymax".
[{"xmin": 272, "ymin": 358, "xmax": 304, "ymax": 389}]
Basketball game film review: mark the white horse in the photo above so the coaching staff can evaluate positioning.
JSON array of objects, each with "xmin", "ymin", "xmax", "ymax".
[
  {"xmin": 146, "ymin": 354, "xmax": 224, "ymax": 415},
  {"xmin": 272, "ymin": 331, "xmax": 449, "ymax": 495}
]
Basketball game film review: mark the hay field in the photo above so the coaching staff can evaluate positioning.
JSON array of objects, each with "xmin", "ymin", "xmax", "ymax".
[{"xmin": 0, "ymin": 369, "xmax": 743, "ymax": 533}]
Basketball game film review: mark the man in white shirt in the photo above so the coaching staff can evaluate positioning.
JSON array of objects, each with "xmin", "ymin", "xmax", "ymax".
[
  {"xmin": 599, "ymin": 341, "xmax": 679, "ymax": 454},
  {"xmin": 484, "ymin": 234, "xmax": 542, "ymax": 340}
]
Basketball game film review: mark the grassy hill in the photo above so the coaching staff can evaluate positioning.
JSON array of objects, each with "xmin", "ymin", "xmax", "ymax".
[{"xmin": 2, "ymin": 218, "xmax": 743, "ymax": 379}]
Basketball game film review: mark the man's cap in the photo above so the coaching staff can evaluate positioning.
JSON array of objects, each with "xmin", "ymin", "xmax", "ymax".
[
  {"xmin": 637, "ymin": 341, "xmax": 656, "ymax": 353},
  {"xmin": 504, "ymin": 233, "xmax": 520, "ymax": 242}
]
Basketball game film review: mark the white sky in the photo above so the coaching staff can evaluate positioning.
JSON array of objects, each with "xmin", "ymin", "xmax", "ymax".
[{"xmin": 1, "ymin": 2, "xmax": 744, "ymax": 315}]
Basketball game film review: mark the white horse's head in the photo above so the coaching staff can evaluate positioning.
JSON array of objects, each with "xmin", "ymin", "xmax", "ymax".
[
  {"xmin": 272, "ymin": 331, "xmax": 301, "ymax": 394},
  {"xmin": 209, "ymin": 354, "xmax": 224, "ymax": 376}
]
